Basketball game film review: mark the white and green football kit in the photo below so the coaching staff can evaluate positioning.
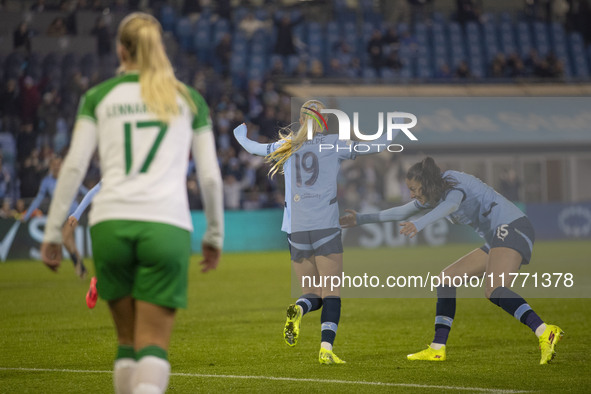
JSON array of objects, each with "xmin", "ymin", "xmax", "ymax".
[{"xmin": 44, "ymin": 72, "xmax": 223, "ymax": 308}]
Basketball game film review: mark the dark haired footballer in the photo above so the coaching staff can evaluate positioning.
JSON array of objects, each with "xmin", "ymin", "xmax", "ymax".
[{"xmin": 341, "ymin": 156, "xmax": 563, "ymax": 364}]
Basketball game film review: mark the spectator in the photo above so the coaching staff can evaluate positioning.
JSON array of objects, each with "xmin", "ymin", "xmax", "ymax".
[
  {"xmin": 0, "ymin": 157, "xmax": 11, "ymax": 200},
  {"xmin": 223, "ymin": 174, "xmax": 242, "ymax": 209},
  {"xmin": 11, "ymin": 199, "xmax": 27, "ymax": 220},
  {"xmin": 347, "ymin": 57, "xmax": 362, "ymax": 78},
  {"xmin": 545, "ymin": 52, "xmax": 564, "ymax": 78},
  {"xmin": 334, "ymin": 41, "xmax": 354, "ymax": 68},
  {"xmin": 216, "ymin": 0, "xmax": 232, "ymax": 20},
  {"xmin": 506, "ymin": 52, "xmax": 525, "ymax": 77},
  {"xmin": 408, "ymin": 0, "xmax": 434, "ymax": 24},
  {"xmin": 47, "ymin": 17, "xmax": 68, "ymax": 37},
  {"xmin": 435, "ymin": 63, "xmax": 452, "ymax": 78},
  {"xmin": 455, "ymin": 60, "xmax": 472, "ymax": 78},
  {"xmin": 456, "ymin": 0, "xmax": 481, "ymax": 24},
  {"xmin": 187, "ymin": 176, "xmax": 203, "ymax": 210},
  {"xmin": 552, "ymin": 0, "xmax": 569, "ymax": 23},
  {"xmin": 239, "ymin": 13, "xmax": 269, "ymax": 39},
  {"xmin": 524, "ymin": 48, "xmax": 540, "ymax": 75},
  {"xmin": 19, "ymin": 76, "xmax": 41, "ymax": 124},
  {"xmin": 91, "ymin": 16, "xmax": 112, "ymax": 57},
  {"xmin": 242, "ymin": 188, "xmax": 262, "ymax": 210},
  {"xmin": 259, "ymin": 107, "xmax": 279, "ymax": 140},
  {"xmin": 30, "ymin": 0, "xmax": 49, "ymax": 12},
  {"xmin": 13, "ymin": 22, "xmax": 32, "ymax": 52},
  {"xmin": 0, "ymin": 79, "xmax": 19, "ymax": 128},
  {"xmin": 367, "ymin": 30, "xmax": 384, "ymax": 73},
  {"xmin": 566, "ymin": 0, "xmax": 591, "ymax": 43},
  {"xmin": 309, "ymin": 59, "xmax": 324, "ymax": 78},
  {"xmin": 327, "ymin": 58, "xmax": 346, "ymax": 77},
  {"xmin": 292, "ymin": 60, "xmax": 308, "ymax": 78},
  {"xmin": 16, "ymin": 123, "xmax": 37, "ymax": 165},
  {"xmin": 18, "ymin": 151, "xmax": 43, "ymax": 199},
  {"xmin": 269, "ymin": 57, "xmax": 286, "ymax": 79},
  {"xmin": 490, "ymin": 53, "xmax": 507, "ymax": 78},
  {"xmin": 384, "ymin": 51, "xmax": 404, "ymax": 71},
  {"xmin": 383, "ymin": 155, "xmax": 406, "ymax": 203},
  {"xmin": 382, "ymin": 26, "xmax": 400, "ymax": 52},
  {"xmin": 215, "ymin": 33, "xmax": 232, "ymax": 77},
  {"xmin": 182, "ymin": 0, "xmax": 202, "ymax": 15},
  {"xmin": 273, "ymin": 13, "xmax": 305, "ymax": 57},
  {"xmin": 37, "ymin": 91, "xmax": 60, "ymax": 147},
  {"xmin": 262, "ymin": 80, "xmax": 280, "ymax": 108},
  {"xmin": 0, "ymin": 199, "xmax": 12, "ymax": 219}
]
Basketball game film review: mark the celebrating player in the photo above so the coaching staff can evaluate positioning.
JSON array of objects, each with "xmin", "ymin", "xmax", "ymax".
[
  {"xmin": 22, "ymin": 156, "xmax": 89, "ymax": 278},
  {"xmin": 62, "ymin": 180, "xmax": 102, "ymax": 308},
  {"xmin": 340, "ymin": 156, "xmax": 563, "ymax": 364},
  {"xmin": 40, "ymin": 12, "xmax": 224, "ymax": 394},
  {"xmin": 234, "ymin": 100, "xmax": 392, "ymax": 364}
]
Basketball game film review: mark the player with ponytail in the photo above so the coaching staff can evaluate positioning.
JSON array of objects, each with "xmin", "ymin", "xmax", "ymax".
[
  {"xmin": 234, "ymin": 99, "xmax": 393, "ymax": 364},
  {"xmin": 341, "ymin": 156, "xmax": 562, "ymax": 365},
  {"xmin": 41, "ymin": 12, "xmax": 223, "ymax": 393}
]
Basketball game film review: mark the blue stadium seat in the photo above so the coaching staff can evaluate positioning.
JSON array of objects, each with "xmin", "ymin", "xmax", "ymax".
[
  {"xmin": 233, "ymin": 6, "xmax": 248, "ymax": 24},
  {"xmin": 250, "ymin": 41, "xmax": 267, "ymax": 57},
  {"xmin": 175, "ymin": 18, "xmax": 193, "ymax": 51},
  {"xmin": 80, "ymin": 53, "xmax": 97, "ymax": 78},
  {"xmin": 249, "ymin": 55, "xmax": 267, "ymax": 71},
  {"xmin": 248, "ymin": 67, "xmax": 265, "ymax": 82},
  {"xmin": 194, "ymin": 20, "xmax": 211, "ymax": 46},
  {"xmin": 533, "ymin": 22, "xmax": 550, "ymax": 56},
  {"xmin": 362, "ymin": 67, "xmax": 377, "ymax": 79},
  {"xmin": 570, "ymin": 33, "xmax": 588, "ymax": 78},
  {"xmin": 254, "ymin": 8, "xmax": 269, "ymax": 21},
  {"xmin": 159, "ymin": 5, "xmax": 177, "ymax": 32},
  {"xmin": 231, "ymin": 53, "xmax": 246, "ymax": 74},
  {"xmin": 400, "ymin": 65, "xmax": 412, "ymax": 80}
]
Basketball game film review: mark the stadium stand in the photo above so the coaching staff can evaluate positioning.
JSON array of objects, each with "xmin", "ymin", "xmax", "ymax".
[{"xmin": 1, "ymin": 0, "xmax": 591, "ymax": 213}]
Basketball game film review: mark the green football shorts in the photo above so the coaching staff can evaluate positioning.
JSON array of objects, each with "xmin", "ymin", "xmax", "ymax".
[{"xmin": 90, "ymin": 220, "xmax": 191, "ymax": 309}]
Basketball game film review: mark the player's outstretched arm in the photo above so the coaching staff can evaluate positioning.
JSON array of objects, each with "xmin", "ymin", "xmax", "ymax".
[
  {"xmin": 400, "ymin": 189, "xmax": 463, "ymax": 237},
  {"xmin": 70, "ymin": 181, "xmax": 102, "ymax": 221},
  {"xmin": 352, "ymin": 200, "xmax": 422, "ymax": 226},
  {"xmin": 233, "ymin": 123, "xmax": 271, "ymax": 156}
]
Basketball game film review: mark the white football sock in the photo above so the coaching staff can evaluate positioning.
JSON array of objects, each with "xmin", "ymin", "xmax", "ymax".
[
  {"xmin": 114, "ymin": 358, "xmax": 136, "ymax": 394},
  {"xmin": 321, "ymin": 341, "xmax": 333, "ymax": 351},
  {"xmin": 430, "ymin": 343, "xmax": 444, "ymax": 350},
  {"xmin": 131, "ymin": 356, "xmax": 170, "ymax": 394},
  {"xmin": 535, "ymin": 323, "xmax": 547, "ymax": 338}
]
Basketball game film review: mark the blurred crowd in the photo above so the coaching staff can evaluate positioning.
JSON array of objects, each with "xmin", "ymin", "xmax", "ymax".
[{"xmin": 0, "ymin": 0, "xmax": 581, "ymax": 216}]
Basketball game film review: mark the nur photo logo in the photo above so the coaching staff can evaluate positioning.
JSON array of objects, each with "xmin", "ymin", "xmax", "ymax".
[{"xmin": 304, "ymin": 106, "xmax": 418, "ymax": 153}]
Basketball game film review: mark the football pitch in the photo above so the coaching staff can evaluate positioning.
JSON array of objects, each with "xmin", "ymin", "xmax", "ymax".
[{"xmin": 1, "ymin": 241, "xmax": 590, "ymax": 393}]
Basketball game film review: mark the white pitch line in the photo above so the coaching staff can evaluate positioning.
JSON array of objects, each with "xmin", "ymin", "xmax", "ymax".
[{"xmin": 0, "ymin": 367, "xmax": 530, "ymax": 393}]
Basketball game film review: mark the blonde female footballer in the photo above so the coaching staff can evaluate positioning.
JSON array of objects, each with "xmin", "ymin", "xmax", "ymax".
[
  {"xmin": 40, "ymin": 13, "xmax": 224, "ymax": 394},
  {"xmin": 234, "ymin": 100, "xmax": 392, "ymax": 364}
]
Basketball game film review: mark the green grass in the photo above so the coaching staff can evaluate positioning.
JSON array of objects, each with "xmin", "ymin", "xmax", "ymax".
[{"xmin": 1, "ymin": 241, "xmax": 590, "ymax": 393}]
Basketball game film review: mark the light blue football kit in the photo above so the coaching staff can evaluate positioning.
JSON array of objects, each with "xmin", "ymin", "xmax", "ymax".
[
  {"xmin": 234, "ymin": 124, "xmax": 391, "ymax": 260},
  {"xmin": 71, "ymin": 181, "xmax": 102, "ymax": 220},
  {"xmin": 24, "ymin": 175, "xmax": 89, "ymax": 221},
  {"xmin": 358, "ymin": 170, "xmax": 535, "ymax": 263}
]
